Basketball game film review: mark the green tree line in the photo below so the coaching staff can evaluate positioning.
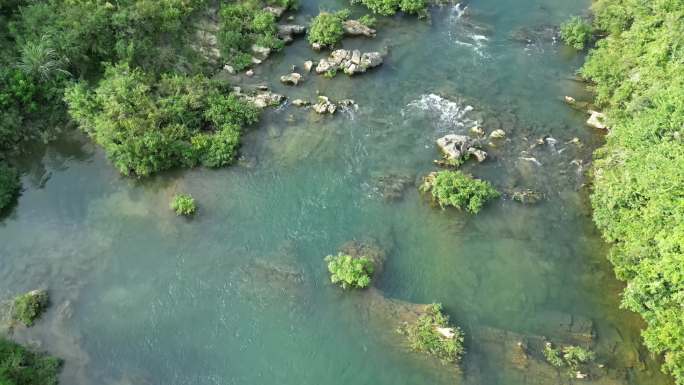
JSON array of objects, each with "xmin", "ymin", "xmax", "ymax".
[{"xmin": 577, "ymin": 1, "xmax": 684, "ymax": 383}]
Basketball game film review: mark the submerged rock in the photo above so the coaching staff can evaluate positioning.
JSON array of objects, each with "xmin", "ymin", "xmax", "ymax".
[
  {"xmin": 278, "ymin": 24, "xmax": 306, "ymax": 44},
  {"xmin": 489, "ymin": 129, "xmax": 506, "ymax": 139},
  {"xmin": 372, "ymin": 172, "xmax": 415, "ymax": 201},
  {"xmin": 509, "ymin": 24, "xmax": 559, "ymax": 45},
  {"xmin": 511, "ymin": 189, "xmax": 544, "ymax": 204},
  {"xmin": 343, "ymin": 19, "xmax": 376, "ymax": 37},
  {"xmin": 234, "ymin": 87, "xmax": 285, "ymax": 108},
  {"xmin": 339, "ymin": 238, "xmax": 387, "ymax": 273},
  {"xmin": 316, "ymin": 49, "xmax": 384, "ymax": 76}
]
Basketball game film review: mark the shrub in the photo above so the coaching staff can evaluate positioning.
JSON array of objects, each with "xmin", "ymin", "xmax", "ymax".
[
  {"xmin": 354, "ymin": 0, "xmax": 427, "ymax": 16},
  {"xmin": 358, "ymin": 14, "xmax": 377, "ymax": 28},
  {"xmin": 420, "ymin": 171, "xmax": 499, "ymax": 214},
  {"xmin": 0, "ymin": 338, "xmax": 61, "ymax": 385},
  {"xmin": 560, "ymin": 16, "xmax": 593, "ymax": 50},
  {"xmin": 0, "ymin": 162, "xmax": 20, "ymax": 211},
  {"xmin": 399, "ymin": 303, "xmax": 465, "ymax": 364},
  {"xmin": 544, "ymin": 343, "xmax": 595, "ymax": 371},
  {"xmin": 325, "ymin": 253, "xmax": 374, "ymax": 289},
  {"xmin": 65, "ymin": 63, "xmax": 259, "ymax": 177},
  {"xmin": 171, "ymin": 194, "xmax": 196, "ymax": 216},
  {"xmin": 12, "ymin": 290, "xmax": 48, "ymax": 327},
  {"xmin": 399, "ymin": 0, "xmax": 427, "ymax": 15},
  {"xmin": 307, "ymin": 11, "xmax": 348, "ymax": 47}
]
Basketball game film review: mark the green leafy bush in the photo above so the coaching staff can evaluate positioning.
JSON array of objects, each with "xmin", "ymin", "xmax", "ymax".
[
  {"xmin": 399, "ymin": 303, "xmax": 465, "ymax": 364},
  {"xmin": 0, "ymin": 162, "xmax": 20, "ymax": 212},
  {"xmin": 352, "ymin": 0, "xmax": 427, "ymax": 16},
  {"xmin": 0, "ymin": 338, "xmax": 61, "ymax": 385},
  {"xmin": 578, "ymin": 1, "xmax": 684, "ymax": 383},
  {"xmin": 325, "ymin": 253, "xmax": 374, "ymax": 289},
  {"xmin": 420, "ymin": 171, "xmax": 499, "ymax": 214},
  {"xmin": 358, "ymin": 14, "xmax": 377, "ymax": 28},
  {"xmin": 543, "ymin": 343, "xmax": 595, "ymax": 371},
  {"xmin": 12, "ymin": 290, "xmax": 48, "ymax": 327},
  {"xmin": 307, "ymin": 11, "xmax": 348, "ymax": 47},
  {"xmin": 560, "ymin": 16, "xmax": 593, "ymax": 50},
  {"xmin": 171, "ymin": 194, "xmax": 196, "ymax": 216},
  {"xmin": 65, "ymin": 63, "xmax": 259, "ymax": 177}
]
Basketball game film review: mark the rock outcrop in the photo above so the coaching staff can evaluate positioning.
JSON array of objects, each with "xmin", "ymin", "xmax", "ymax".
[
  {"xmin": 343, "ymin": 19, "xmax": 376, "ymax": 37},
  {"xmin": 437, "ymin": 134, "xmax": 487, "ymax": 163},
  {"xmin": 278, "ymin": 24, "xmax": 306, "ymax": 44},
  {"xmin": 315, "ymin": 49, "xmax": 384, "ymax": 76},
  {"xmin": 587, "ymin": 110, "xmax": 608, "ymax": 130},
  {"xmin": 280, "ymin": 72, "xmax": 302, "ymax": 85},
  {"xmin": 233, "ymin": 86, "xmax": 284, "ymax": 108}
]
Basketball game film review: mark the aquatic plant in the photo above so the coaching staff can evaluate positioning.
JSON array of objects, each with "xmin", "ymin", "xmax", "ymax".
[
  {"xmin": 0, "ymin": 338, "xmax": 61, "ymax": 385},
  {"xmin": 0, "ymin": 162, "xmax": 20, "ymax": 211},
  {"xmin": 323, "ymin": 69, "xmax": 338, "ymax": 79},
  {"xmin": 560, "ymin": 16, "xmax": 593, "ymax": 50},
  {"xmin": 307, "ymin": 11, "xmax": 348, "ymax": 47},
  {"xmin": 577, "ymin": 1, "xmax": 684, "ymax": 383},
  {"xmin": 12, "ymin": 290, "xmax": 48, "ymax": 327},
  {"xmin": 358, "ymin": 14, "xmax": 377, "ymax": 28},
  {"xmin": 325, "ymin": 253, "xmax": 374, "ymax": 289},
  {"xmin": 420, "ymin": 171, "xmax": 499, "ymax": 214},
  {"xmin": 171, "ymin": 194, "xmax": 197, "ymax": 216},
  {"xmin": 544, "ymin": 342, "xmax": 595, "ymax": 373},
  {"xmin": 399, "ymin": 303, "xmax": 465, "ymax": 364}
]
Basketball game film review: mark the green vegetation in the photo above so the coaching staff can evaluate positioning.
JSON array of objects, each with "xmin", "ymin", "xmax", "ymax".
[
  {"xmin": 218, "ymin": 1, "xmax": 295, "ymax": 70},
  {"xmin": 399, "ymin": 303, "xmax": 464, "ymax": 364},
  {"xmin": 359, "ymin": 14, "xmax": 377, "ymax": 28},
  {"xmin": 0, "ymin": 162, "xmax": 20, "ymax": 212},
  {"xmin": 171, "ymin": 194, "xmax": 197, "ymax": 216},
  {"xmin": 307, "ymin": 10, "xmax": 349, "ymax": 47},
  {"xmin": 420, "ymin": 171, "xmax": 500, "ymax": 214},
  {"xmin": 12, "ymin": 290, "xmax": 48, "ymax": 327},
  {"xmin": 560, "ymin": 16, "xmax": 593, "ymax": 50},
  {"xmin": 576, "ymin": 1, "xmax": 684, "ymax": 382},
  {"xmin": 351, "ymin": 0, "xmax": 427, "ymax": 17},
  {"xmin": 0, "ymin": 338, "xmax": 61, "ymax": 385},
  {"xmin": 543, "ymin": 343, "xmax": 595, "ymax": 375},
  {"xmin": 65, "ymin": 63, "xmax": 259, "ymax": 177},
  {"xmin": 324, "ymin": 253, "xmax": 374, "ymax": 289}
]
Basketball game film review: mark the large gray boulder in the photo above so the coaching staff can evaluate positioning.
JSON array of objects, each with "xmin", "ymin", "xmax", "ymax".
[
  {"xmin": 437, "ymin": 134, "xmax": 487, "ymax": 163},
  {"xmin": 315, "ymin": 49, "xmax": 384, "ymax": 76}
]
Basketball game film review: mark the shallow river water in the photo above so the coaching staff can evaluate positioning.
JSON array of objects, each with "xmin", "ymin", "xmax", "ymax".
[{"xmin": 0, "ymin": 1, "xmax": 674, "ymax": 384}]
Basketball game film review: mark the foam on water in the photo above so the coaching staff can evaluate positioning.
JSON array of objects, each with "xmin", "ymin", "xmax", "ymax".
[{"xmin": 403, "ymin": 93, "xmax": 479, "ymax": 133}]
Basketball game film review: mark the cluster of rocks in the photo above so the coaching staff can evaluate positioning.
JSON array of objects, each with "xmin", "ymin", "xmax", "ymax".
[
  {"xmin": 232, "ymin": 86, "xmax": 284, "ymax": 109},
  {"xmin": 316, "ymin": 49, "xmax": 384, "ymax": 76},
  {"xmin": 436, "ymin": 134, "xmax": 488, "ymax": 163}
]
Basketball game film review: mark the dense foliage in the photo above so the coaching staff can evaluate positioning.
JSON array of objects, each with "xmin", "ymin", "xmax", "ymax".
[
  {"xmin": 560, "ymin": 16, "xmax": 594, "ymax": 50},
  {"xmin": 0, "ymin": 338, "xmax": 61, "ymax": 385},
  {"xmin": 171, "ymin": 194, "xmax": 197, "ymax": 216},
  {"xmin": 307, "ymin": 10, "xmax": 350, "ymax": 47},
  {"xmin": 399, "ymin": 303, "xmax": 464, "ymax": 364},
  {"xmin": 12, "ymin": 290, "xmax": 48, "ymax": 327},
  {"xmin": 580, "ymin": 0, "xmax": 684, "ymax": 382},
  {"xmin": 218, "ymin": 1, "xmax": 293, "ymax": 70},
  {"xmin": 420, "ymin": 171, "xmax": 499, "ymax": 214},
  {"xmin": 0, "ymin": 162, "xmax": 20, "ymax": 212},
  {"xmin": 324, "ymin": 253, "xmax": 374, "ymax": 289},
  {"xmin": 351, "ymin": 0, "xmax": 427, "ymax": 17},
  {"xmin": 65, "ymin": 63, "xmax": 259, "ymax": 177}
]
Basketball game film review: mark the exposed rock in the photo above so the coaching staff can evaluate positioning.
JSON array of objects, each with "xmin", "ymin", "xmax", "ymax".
[
  {"xmin": 251, "ymin": 57, "xmax": 262, "ymax": 65},
  {"xmin": 312, "ymin": 42, "xmax": 323, "ymax": 51},
  {"xmin": 280, "ymin": 72, "xmax": 302, "ymax": 86},
  {"xmin": 436, "ymin": 134, "xmax": 486, "ymax": 163},
  {"xmin": 338, "ymin": 99, "xmax": 356, "ymax": 108},
  {"xmin": 343, "ymin": 19, "xmax": 377, "ymax": 37},
  {"xmin": 312, "ymin": 96, "xmax": 337, "ymax": 114},
  {"xmin": 245, "ymin": 69, "xmax": 254, "ymax": 77},
  {"xmin": 470, "ymin": 126, "xmax": 485, "ymax": 136},
  {"xmin": 587, "ymin": 110, "xmax": 608, "ymax": 130},
  {"xmin": 278, "ymin": 24, "xmax": 306, "ymax": 44},
  {"xmin": 235, "ymin": 88, "xmax": 284, "ymax": 108},
  {"xmin": 316, "ymin": 49, "xmax": 384, "ymax": 76},
  {"xmin": 292, "ymin": 99, "xmax": 310, "ymax": 107},
  {"xmin": 223, "ymin": 64, "xmax": 235, "ymax": 74},
  {"xmin": 251, "ymin": 44, "xmax": 271, "ymax": 59},
  {"xmin": 303, "ymin": 60, "xmax": 314, "ymax": 72},
  {"xmin": 437, "ymin": 327, "xmax": 456, "ymax": 339},
  {"xmin": 490, "ymin": 129, "xmax": 506, "ymax": 139},
  {"xmin": 263, "ymin": 6, "xmax": 285, "ymax": 18},
  {"xmin": 256, "ymin": 84, "xmax": 269, "ymax": 91}
]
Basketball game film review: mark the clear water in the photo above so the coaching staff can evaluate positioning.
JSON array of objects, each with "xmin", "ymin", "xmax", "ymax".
[{"xmin": 0, "ymin": 1, "xmax": 673, "ymax": 384}]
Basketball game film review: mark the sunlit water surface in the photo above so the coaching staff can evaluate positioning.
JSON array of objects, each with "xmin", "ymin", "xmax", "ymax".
[{"xmin": 0, "ymin": 1, "xmax": 673, "ymax": 384}]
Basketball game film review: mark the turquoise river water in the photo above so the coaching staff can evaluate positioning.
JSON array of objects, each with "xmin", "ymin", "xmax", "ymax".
[{"xmin": 0, "ymin": 1, "xmax": 674, "ymax": 384}]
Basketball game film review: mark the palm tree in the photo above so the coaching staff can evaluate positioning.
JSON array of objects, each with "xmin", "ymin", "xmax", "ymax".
[{"xmin": 16, "ymin": 35, "xmax": 70, "ymax": 81}]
